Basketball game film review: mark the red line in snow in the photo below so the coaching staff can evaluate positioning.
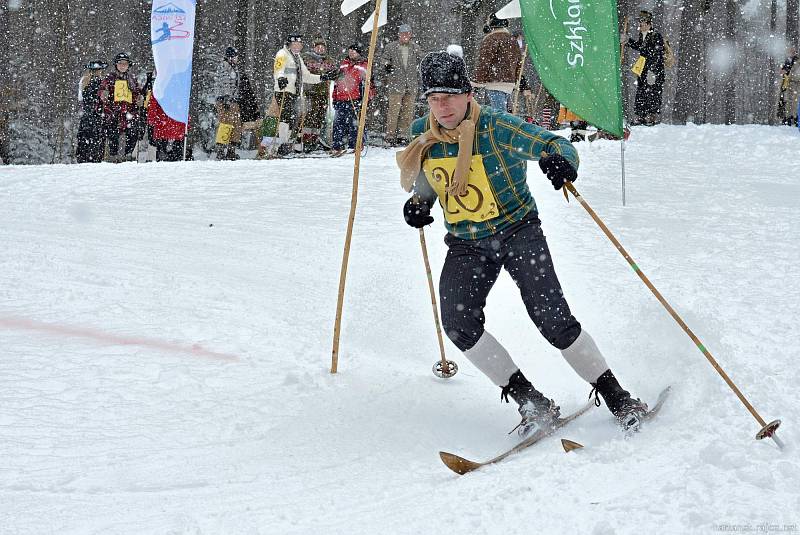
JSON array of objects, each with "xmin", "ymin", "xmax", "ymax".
[{"xmin": 0, "ymin": 315, "xmax": 239, "ymax": 362}]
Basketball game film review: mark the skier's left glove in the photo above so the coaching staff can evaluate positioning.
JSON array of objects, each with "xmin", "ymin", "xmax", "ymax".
[{"xmin": 539, "ymin": 153, "xmax": 577, "ymax": 190}]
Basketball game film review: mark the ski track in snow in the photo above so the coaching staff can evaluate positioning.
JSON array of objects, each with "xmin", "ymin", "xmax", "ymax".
[{"xmin": 1, "ymin": 125, "xmax": 798, "ymax": 534}]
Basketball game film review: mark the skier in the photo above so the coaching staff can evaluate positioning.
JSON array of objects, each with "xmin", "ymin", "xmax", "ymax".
[
  {"xmin": 625, "ymin": 10, "xmax": 665, "ymax": 126},
  {"xmin": 76, "ymin": 60, "xmax": 108, "ymax": 163},
  {"xmin": 273, "ymin": 32, "xmax": 338, "ymax": 156},
  {"xmin": 397, "ymin": 51, "xmax": 648, "ymax": 436},
  {"xmin": 330, "ymin": 43, "xmax": 374, "ymax": 156},
  {"xmin": 212, "ymin": 46, "xmax": 243, "ymax": 160},
  {"xmin": 100, "ymin": 53, "xmax": 142, "ymax": 162}
]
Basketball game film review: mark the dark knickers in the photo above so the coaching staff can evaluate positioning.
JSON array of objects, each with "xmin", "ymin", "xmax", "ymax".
[{"xmin": 438, "ymin": 215, "xmax": 581, "ymax": 352}]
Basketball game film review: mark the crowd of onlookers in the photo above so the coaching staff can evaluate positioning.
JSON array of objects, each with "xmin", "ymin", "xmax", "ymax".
[{"xmin": 73, "ymin": 11, "xmax": 800, "ymax": 164}]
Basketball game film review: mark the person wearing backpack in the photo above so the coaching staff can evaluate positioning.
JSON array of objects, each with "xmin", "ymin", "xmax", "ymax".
[{"xmin": 625, "ymin": 10, "xmax": 665, "ymax": 126}]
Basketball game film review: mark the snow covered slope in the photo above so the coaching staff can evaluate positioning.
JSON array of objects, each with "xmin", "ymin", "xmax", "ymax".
[{"xmin": 1, "ymin": 125, "xmax": 798, "ymax": 534}]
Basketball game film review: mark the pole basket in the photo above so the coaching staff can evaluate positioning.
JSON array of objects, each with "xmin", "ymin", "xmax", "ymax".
[
  {"xmin": 756, "ymin": 419, "xmax": 781, "ymax": 440},
  {"xmin": 432, "ymin": 359, "xmax": 458, "ymax": 379}
]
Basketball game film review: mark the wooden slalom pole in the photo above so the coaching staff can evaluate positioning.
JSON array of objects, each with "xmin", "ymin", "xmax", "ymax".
[
  {"xmin": 330, "ymin": 0, "xmax": 382, "ymax": 374},
  {"xmin": 562, "ymin": 180, "xmax": 784, "ymax": 449},
  {"xmin": 511, "ymin": 44, "xmax": 528, "ymax": 116}
]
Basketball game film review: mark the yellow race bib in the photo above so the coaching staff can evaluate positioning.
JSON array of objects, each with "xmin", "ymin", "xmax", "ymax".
[
  {"xmin": 274, "ymin": 56, "xmax": 286, "ymax": 73},
  {"xmin": 114, "ymin": 79, "xmax": 133, "ymax": 103},
  {"xmin": 216, "ymin": 123, "xmax": 234, "ymax": 144},
  {"xmin": 631, "ymin": 55, "xmax": 646, "ymax": 77},
  {"xmin": 423, "ymin": 155, "xmax": 499, "ymax": 224}
]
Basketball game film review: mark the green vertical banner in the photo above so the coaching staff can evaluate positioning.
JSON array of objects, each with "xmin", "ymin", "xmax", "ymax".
[{"xmin": 519, "ymin": 0, "xmax": 623, "ymax": 137}]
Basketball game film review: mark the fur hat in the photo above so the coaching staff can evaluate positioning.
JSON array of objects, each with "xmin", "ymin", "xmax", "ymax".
[
  {"xmin": 483, "ymin": 12, "xmax": 509, "ymax": 33},
  {"xmin": 85, "ymin": 60, "xmax": 108, "ymax": 70},
  {"xmin": 419, "ymin": 51, "xmax": 472, "ymax": 97},
  {"xmin": 349, "ymin": 42, "xmax": 365, "ymax": 56}
]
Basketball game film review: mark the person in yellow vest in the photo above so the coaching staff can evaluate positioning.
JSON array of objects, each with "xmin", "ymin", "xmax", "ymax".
[
  {"xmin": 211, "ymin": 46, "xmax": 244, "ymax": 160},
  {"xmin": 100, "ymin": 53, "xmax": 143, "ymax": 162}
]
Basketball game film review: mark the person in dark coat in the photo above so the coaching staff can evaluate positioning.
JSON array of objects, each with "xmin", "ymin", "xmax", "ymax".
[
  {"xmin": 76, "ymin": 60, "xmax": 108, "ymax": 163},
  {"xmin": 626, "ymin": 10, "xmax": 665, "ymax": 126}
]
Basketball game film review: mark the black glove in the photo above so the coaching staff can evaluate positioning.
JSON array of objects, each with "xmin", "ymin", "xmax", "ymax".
[
  {"xmin": 403, "ymin": 197, "xmax": 434, "ymax": 228},
  {"xmin": 538, "ymin": 153, "xmax": 577, "ymax": 190},
  {"xmin": 385, "ymin": 63, "xmax": 394, "ymax": 75},
  {"xmin": 319, "ymin": 69, "xmax": 339, "ymax": 82},
  {"xmin": 277, "ymin": 77, "xmax": 288, "ymax": 90}
]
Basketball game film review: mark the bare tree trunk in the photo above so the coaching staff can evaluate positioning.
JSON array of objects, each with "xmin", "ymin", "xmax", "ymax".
[
  {"xmin": 768, "ymin": 0, "xmax": 778, "ymax": 125},
  {"xmin": 0, "ymin": 0, "xmax": 10, "ymax": 163},
  {"xmin": 788, "ymin": 0, "xmax": 799, "ymax": 49},
  {"xmin": 673, "ymin": 0, "xmax": 707, "ymax": 123},
  {"xmin": 235, "ymin": 0, "xmax": 249, "ymax": 65},
  {"xmin": 722, "ymin": 0, "xmax": 737, "ymax": 124}
]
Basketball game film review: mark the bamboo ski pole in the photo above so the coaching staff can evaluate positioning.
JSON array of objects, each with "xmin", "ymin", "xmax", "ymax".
[
  {"xmin": 511, "ymin": 44, "xmax": 528, "ymax": 116},
  {"xmin": 562, "ymin": 180, "xmax": 783, "ymax": 449},
  {"xmin": 330, "ymin": 0, "xmax": 382, "ymax": 374},
  {"xmin": 418, "ymin": 227, "xmax": 456, "ymax": 378}
]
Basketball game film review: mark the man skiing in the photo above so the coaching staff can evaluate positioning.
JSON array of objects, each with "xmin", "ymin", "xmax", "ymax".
[{"xmin": 397, "ymin": 51, "xmax": 648, "ymax": 436}]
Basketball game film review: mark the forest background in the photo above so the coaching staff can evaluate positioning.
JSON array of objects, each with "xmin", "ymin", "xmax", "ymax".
[{"xmin": 0, "ymin": 0, "xmax": 797, "ymax": 164}]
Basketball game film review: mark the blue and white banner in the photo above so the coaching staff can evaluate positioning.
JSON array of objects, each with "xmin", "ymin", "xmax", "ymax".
[{"xmin": 150, "ymin": 0, "xmax": 196, "ymax": 124}]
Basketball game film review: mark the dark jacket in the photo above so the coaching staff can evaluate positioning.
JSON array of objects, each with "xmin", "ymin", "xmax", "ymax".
[
  {"xmin": 474, "ymin": 29, "xmax": 522, "ymax": 85},
  {"xmin": 628, "ymin": 30, "xmax": 665, "ymax": 81}
]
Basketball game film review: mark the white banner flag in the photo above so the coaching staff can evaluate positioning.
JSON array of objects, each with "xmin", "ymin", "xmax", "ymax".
[{"xmin": 150, "ymin": 0, "xmax": 196, "ymax": 124}]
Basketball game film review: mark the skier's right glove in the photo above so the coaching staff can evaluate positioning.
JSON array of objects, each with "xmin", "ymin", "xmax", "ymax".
[
  {"xmin": 385, "ymin": 63, "xmax": 394, "ymax": 75},
  {"xmin": 277, "ymin": 77, "xmax": 289, "ymax": 90},
  {"xmin": 539, "ymin": 153, "xmax": 578, "ymax": 190},
  {"xmin": 403, "ymin": 197, "xmax": 434, "ymax": 228}
]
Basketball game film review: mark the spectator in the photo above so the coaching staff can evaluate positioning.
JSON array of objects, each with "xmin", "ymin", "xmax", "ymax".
[
  {"xmin": 473, "ymin": 13, "xmax": 522, "ymax": 112},
  {"xmin": 212, "ymin": 46, "xmax": 243, "ymax": 160},
  {"xmin": 273, "ymin": 32, "xmax": 336, "ymax": 156},
  {"xmin": 380, "ymin": 23, "xmax": 423, "ymax": 146},
  {"xmin": 626, "ymin": 10, "xmax": 665, "ymax": 126},
  {"xmin": 302, "ymin": 37, "xmax": 337, "ymax": 151},
  {"xmin": 779, "ymin": 47, "xmax": 799, "ymax": 126},
  {"xmin": 330, "ymin": 43, "xmax": 374, "ymax": 157},
  {"xmin": 100, "ymin": 52, "xmax": 142, "ymax": 162},
  {"xmin": 76, "ymin": 60, "xmax": 108, "ymax": 163}
]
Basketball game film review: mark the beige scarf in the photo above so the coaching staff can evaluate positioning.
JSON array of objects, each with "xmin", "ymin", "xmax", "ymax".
[{"xmin": 396, "ymin": 101, "xmax": 481, "ymax": 197}]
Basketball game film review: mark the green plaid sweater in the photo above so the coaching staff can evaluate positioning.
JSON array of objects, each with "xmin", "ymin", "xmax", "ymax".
[{"xmin": 411, "ymin": 105, "xmax": 579, "ymax": 240}]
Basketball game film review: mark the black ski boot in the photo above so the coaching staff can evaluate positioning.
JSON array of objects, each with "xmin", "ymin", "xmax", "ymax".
[
  {"xmin": 590, "ymin": 369, "xmax": 648, "ymax": 432},
  {"xmin": 501, "ymin": 370, "xmax": 561, "ymax": 438}
]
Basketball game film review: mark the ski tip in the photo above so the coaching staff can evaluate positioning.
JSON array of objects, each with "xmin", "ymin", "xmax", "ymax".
[
  {"xmin": 439, "ymin": 451, "xmax": 482, "ymax": 475},
  {"xmin": 561, "ymin": 438, "xmax": 584, "ymax": 452}
]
